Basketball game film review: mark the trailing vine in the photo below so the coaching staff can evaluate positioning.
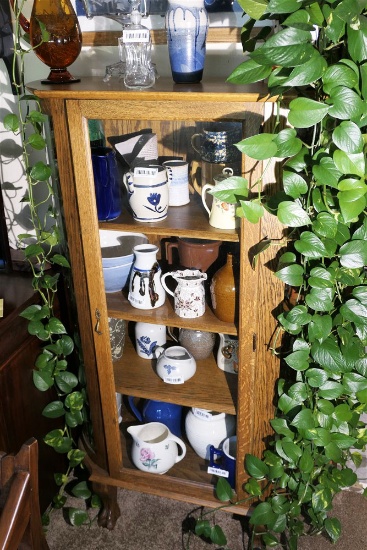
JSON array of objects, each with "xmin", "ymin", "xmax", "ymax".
[
  {"xmin": 4, "ymin": 0, "xmax": 99, "ymax": 526},
  {"xmin": 190, "ymin": 0, "xmax": 367, "ymax": 548}
]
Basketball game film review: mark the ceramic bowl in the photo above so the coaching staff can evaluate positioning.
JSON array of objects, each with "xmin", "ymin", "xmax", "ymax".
[
  {"xmin": 103, "ymin": 259, "xmax": 134, "ymax": 293},
  {"xmin": 100, "ymin": 230, "xmax": 148, "ymax": 268}
]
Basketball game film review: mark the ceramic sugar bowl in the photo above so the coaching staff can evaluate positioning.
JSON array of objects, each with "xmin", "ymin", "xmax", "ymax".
[
  {"xmin": 185, "ymin": 407, "xmax": 236, "ymax": 460},
  {"xmin": 155, "ymin": 345, "xmax": 196, "ymax": 384}
]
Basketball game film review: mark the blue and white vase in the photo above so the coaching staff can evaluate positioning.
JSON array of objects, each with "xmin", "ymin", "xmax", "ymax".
[{"xmin": 165, "ymin": 0, "xmax": 209, "ymax": 84}]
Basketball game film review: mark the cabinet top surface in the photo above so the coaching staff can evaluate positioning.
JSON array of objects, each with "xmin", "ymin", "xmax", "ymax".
[{"xmin": 26, "ymin": 77, "xmax": 274, "ymax": 103}]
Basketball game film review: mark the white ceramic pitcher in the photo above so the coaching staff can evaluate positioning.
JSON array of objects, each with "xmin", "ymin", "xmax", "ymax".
[
  {"xmin": 123, "ymin": 165, "xmax": 169, "ymax": 222},
  {"xmin": 161, "ymin": 269, "xmax": 207, "ymax": 318},
  {"xmin": 201, "ymin": 167, "xmax": 239, "ymax": 230},
  {"xmin": 127, "ymin": 422, "xmax": 186, "ymax": 474},
  {"xmin": 128, "ymin": 244, "xmax": 166, "ymax": 310}
]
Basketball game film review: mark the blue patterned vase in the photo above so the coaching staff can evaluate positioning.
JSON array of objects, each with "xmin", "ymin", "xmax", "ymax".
[{"xmin": 165, "ymin": 0, "xmax": 209, "ymax": 84}]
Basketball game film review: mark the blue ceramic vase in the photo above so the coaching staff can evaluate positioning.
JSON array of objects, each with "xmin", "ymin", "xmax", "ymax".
[{"xmin": 165, "ymin": 0, "xmax": 209, "ymax": 84}]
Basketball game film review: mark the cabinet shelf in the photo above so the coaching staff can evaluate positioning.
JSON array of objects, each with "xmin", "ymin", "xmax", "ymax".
[
  {"xmin": 107, "ymin": 291, "xmax": 238, "ymax": 335},
  {"xmin": 100, "ymin": 192, "xmax": 240, "ymax": 242},
  {"xmin": 113, "ymin": 335, "xmax": 237, "ymax": 414}
]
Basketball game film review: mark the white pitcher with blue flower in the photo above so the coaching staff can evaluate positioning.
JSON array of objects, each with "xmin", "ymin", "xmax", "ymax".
[{"xmin": 123, "ymin": 165, "xmax": 170, "ymax": 222}]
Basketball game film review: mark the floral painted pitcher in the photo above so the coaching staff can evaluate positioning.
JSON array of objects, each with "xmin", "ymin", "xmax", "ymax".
[
  {"xmin": 123, "ymin": 165, "xmax": 169, "ymax": 222},
  {"xmin": 127, "ymin": 422, "xmax": 186, "ymax": 474},
  {"xmin": 161, "ymin": 269, "xmax": 207, "ymax": 318}
]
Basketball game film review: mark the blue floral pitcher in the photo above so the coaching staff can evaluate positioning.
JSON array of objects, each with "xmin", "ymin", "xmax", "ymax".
[{"xmin": 123, "ymin": 165, "xmax": 169, "ymax": 222}]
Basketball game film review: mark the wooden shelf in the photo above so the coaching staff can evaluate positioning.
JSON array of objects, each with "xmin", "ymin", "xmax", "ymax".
[
  {"xmin": 100, "ymin": 192, "xmax": 240, "ymax": 242},
  {"xmin": 113, "ymin": 335, "xmax": 237, "ymax": 414},
  {"xmin": 107, "ymin": 291, "xmax": 238, "ymax": 335}
]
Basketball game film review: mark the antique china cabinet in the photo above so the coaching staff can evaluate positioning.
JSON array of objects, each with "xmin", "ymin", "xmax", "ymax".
[{"xmin": 27, "ymin": 77, "xmax": 284, "ymax": 527}]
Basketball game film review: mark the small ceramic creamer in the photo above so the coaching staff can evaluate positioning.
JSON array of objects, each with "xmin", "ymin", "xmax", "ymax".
[
  {"xmin": 127, "ymin": 422, "xmax": 186, "ymax": 474},
  {"xmin": 155, "ymin": 345, "xmax": 196, "ymax": 384},
  {"xmin": 202, "ymin": 168, "xmax": 240, "ymax": 230}
]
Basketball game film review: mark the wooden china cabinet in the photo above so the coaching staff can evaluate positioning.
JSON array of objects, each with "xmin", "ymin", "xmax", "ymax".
[{"xmin": 27, "ymin": 77, "xmax": 284, "ymax": 527}]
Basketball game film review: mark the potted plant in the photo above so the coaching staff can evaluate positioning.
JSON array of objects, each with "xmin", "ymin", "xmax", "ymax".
[
  {"xmin": 3, "ymin": 0, "xmax": 99, "ymax": 527},
  {"xmin": 191, "ymin": 0, "xmax": 367, "ymax": 548}
]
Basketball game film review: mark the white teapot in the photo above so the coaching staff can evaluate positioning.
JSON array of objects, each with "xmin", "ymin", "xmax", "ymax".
[
  {"xmin": 155, "ymin": 345, "xmax": 196, "ymax": 384},
  {"xmin": 127, "ymin": 422, "xmax": 186, "ymax": 474}
]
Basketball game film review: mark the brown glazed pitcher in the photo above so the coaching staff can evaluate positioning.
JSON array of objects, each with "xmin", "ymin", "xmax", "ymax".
[{"xmin": 166, "ymin": 237, "xmax": 222, "ymax": 272}]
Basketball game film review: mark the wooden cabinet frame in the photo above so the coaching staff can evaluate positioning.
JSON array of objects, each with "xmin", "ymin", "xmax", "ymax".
[{"xmin": 28, "ymin": 78, "xmax": 284, "ymax": 527}]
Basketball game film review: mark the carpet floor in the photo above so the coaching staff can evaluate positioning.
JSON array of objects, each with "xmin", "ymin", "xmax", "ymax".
[{"xmin": 45, "ymin": 488, "xmax": 367, "ymax": 550}]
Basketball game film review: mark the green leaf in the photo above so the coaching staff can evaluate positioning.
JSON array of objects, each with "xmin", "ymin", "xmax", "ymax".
[
  {"xmin": 270, "ymin": 418, "xmax": 295, "ymax": 438},
  {"xmin": 20, "ymin": 304, "xmax": 42, "ymax": 320},
  {"xmin": 68, "ymin": 508, "xmax": 90, "ymax": 527},
  {"xmin": 245, "ymin": 477, "xmax": 263, "ymax": 496},
  {"xmin": 211, "ymin": 176, "xmax": 249, "ymax": 203},
  {"xmin": 291, "ymin": 409, "xmax": 315, "ymax": 431},
  {"xmin": 245, "ymin": 454, "xmax": 269, "ymax": 479},
  {"xmin": 299, "ymin": 449, "xmax": 314, "ymax": 474},
  {"xmin": 195, "ymin": 519, "xmax": 211, "ymax": 538},
  {"xmin": 68, "ymin": 449, "xmax": 86, "ymax": 468},
  {"xmin": 238, "ymin": 0, "xmax": 268, "ymax": 20},
  {"xmin": 285, "ymin": 349, "xmax": 310, "ymax": 371},
  {"xmin": 326, "ymin": 86, "xmax": 365, "ymax": 120},
  {"xmin": 28, "ymin": 133, "xmax": 46, "ymax": 151},
  {"xmin": 339, "ymin": 240, "xmax": 367, "ymax": 268},
  {"xmin": 249, "ymin": 502, "xmax": 278, "ymax": 526},
  {"xmin": 334, "ymin": 150, "xmax": 366, "ymax": 179},
  {"xmin": 318, "ymin": 381, "xmax": 344, "ymax": 400},
  {"xmin": 277, "ymin": 201, "xmax": 311, "ymax": 227},
  {"xmin": 238, "ymin": 200, "xmax": 265, "ymax": 224},
  {"xmin": 294, "ymin": 231, "xmax": 332, "ymax": 258},
  {"xmin": 33, "ymin": 370, "xmax": 53, "ymax": 391},
  {"xmin": 51, "ymin": 254, "xmax": 71, "ymax": 268},
  {"xmin": 210, "ymin": 524, "xmax": 227, "ymax": 546},
  {"xmin": 227, "ymin": 58, "xmax": 272, "ymax": 84},
  {"xmin": 215, "ymin": 477, "xmax": 234, "ymax": 501},
  {"xmin": 325, "ymin": 517, "xmax": 341, "ymax": 544},
  {"xmin": 330, "ymin": 433, "xmax": 357, "ymax": 450},
  {"xmin": 55, "ymin": 371, "xmax": 78, "ymax": 394},
  {"xmin": 333, "ymin": 121, "xmax": 364, "ymax": 154},
  {"xmin": 275, "ymin": 264, "xmax": 304, "ymax": 286},
  {"xmin": 47, "ymin": 317, "xmax": 67, "ymax": 335},
  {"xmin": 42, "ymin": 401, "xmax": 65, "ymax": 418},
  {"xmin": 281, "ymin": 50, "xmax": 327, "ymax": 87},
  {"xmin": 71, "ymin": 481, "xmax": 92, "ymax": 500},
  {"xmin": 312, "ymin": 485, "xmax": 332, "ymax": 512},
  {"xmin": 273, "ymin": 128, "xmax": 303, "ymax": 158},
  {"xmin": 283, "ymin": 171, "xmax": 308, "ymax": 199},
  {"xmin": 325, "ymin": 442, "xmax": 342, "ymax": 462},
  {"xmin": 4, "ymin": 113, "xmax": 19, "ymax": 132},
  {"xmin": 250, "ymin": 27, "xmax": 314, "ymax": 68},
  {"xmin": 236, "ymin": 134, "xmax": 277, "ymax": 160},
  {"xmin": 323, "ymin": 64, "xmax": 359, "ymax": 95},
  {"xmin": 30, "ymin": 161, "xmax": 52, "ymax": 181},
  {"xmin": 288, "ymin": 98, "xmax": 330, "ymax": 128}
]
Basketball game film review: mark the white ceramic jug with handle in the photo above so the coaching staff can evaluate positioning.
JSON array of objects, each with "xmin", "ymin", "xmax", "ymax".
[
  {"xmin": 161, "ymin": 269, "xmax": 207, "ymax": 318},
  {"xmin": 201, "ymin": 167, "xmax": 239, "ymax": 230},
  {"xmin": 123, "ymin": 165, "xmax": 169, "ymax": 222},
  {"xmin": 127, "ymin": 422, "xmax": 186, "ymax": 474}
]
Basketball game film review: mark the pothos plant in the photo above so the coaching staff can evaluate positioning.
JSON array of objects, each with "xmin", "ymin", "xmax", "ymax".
[
  {"xmin": 191, "ymin": 0, "xmax": 367, "ymax": 548},
  {"xmin": 4, "ymin": 0, "xmax": 100, "ymax": 527}
]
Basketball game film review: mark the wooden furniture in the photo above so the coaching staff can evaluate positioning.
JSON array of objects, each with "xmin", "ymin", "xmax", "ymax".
[
  {"xmin": 27, "ymin": 78, "xmax": 284, "ymax": 528},
  {"xmin": 0, "ymin": 273, "xmax": 65, "ymax": 513},
  {"xmin": 0, "ymin": 438, "xmax": 49, "ymax": 550}
]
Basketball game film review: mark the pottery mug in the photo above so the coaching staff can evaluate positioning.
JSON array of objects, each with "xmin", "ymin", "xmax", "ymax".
[
  {"xmin": 123, "ymin": 165, "xmax": 169, "ymax": 222},
  {"xmin": 209, "ymin": 435, "xmax": 237, "ymax": 489},
  {"xmin": 191, "ymin": 123, "xmax": 242, "ymax": 164},
  {"xmin": 162, "ymin": 159, "xmax": 190, "ymax": 206}
]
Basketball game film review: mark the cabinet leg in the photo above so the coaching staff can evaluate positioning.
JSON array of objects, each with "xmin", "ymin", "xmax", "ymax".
[{"xmin": 92, "ymin": 481, "xmax": 121, "ymax": 530}]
